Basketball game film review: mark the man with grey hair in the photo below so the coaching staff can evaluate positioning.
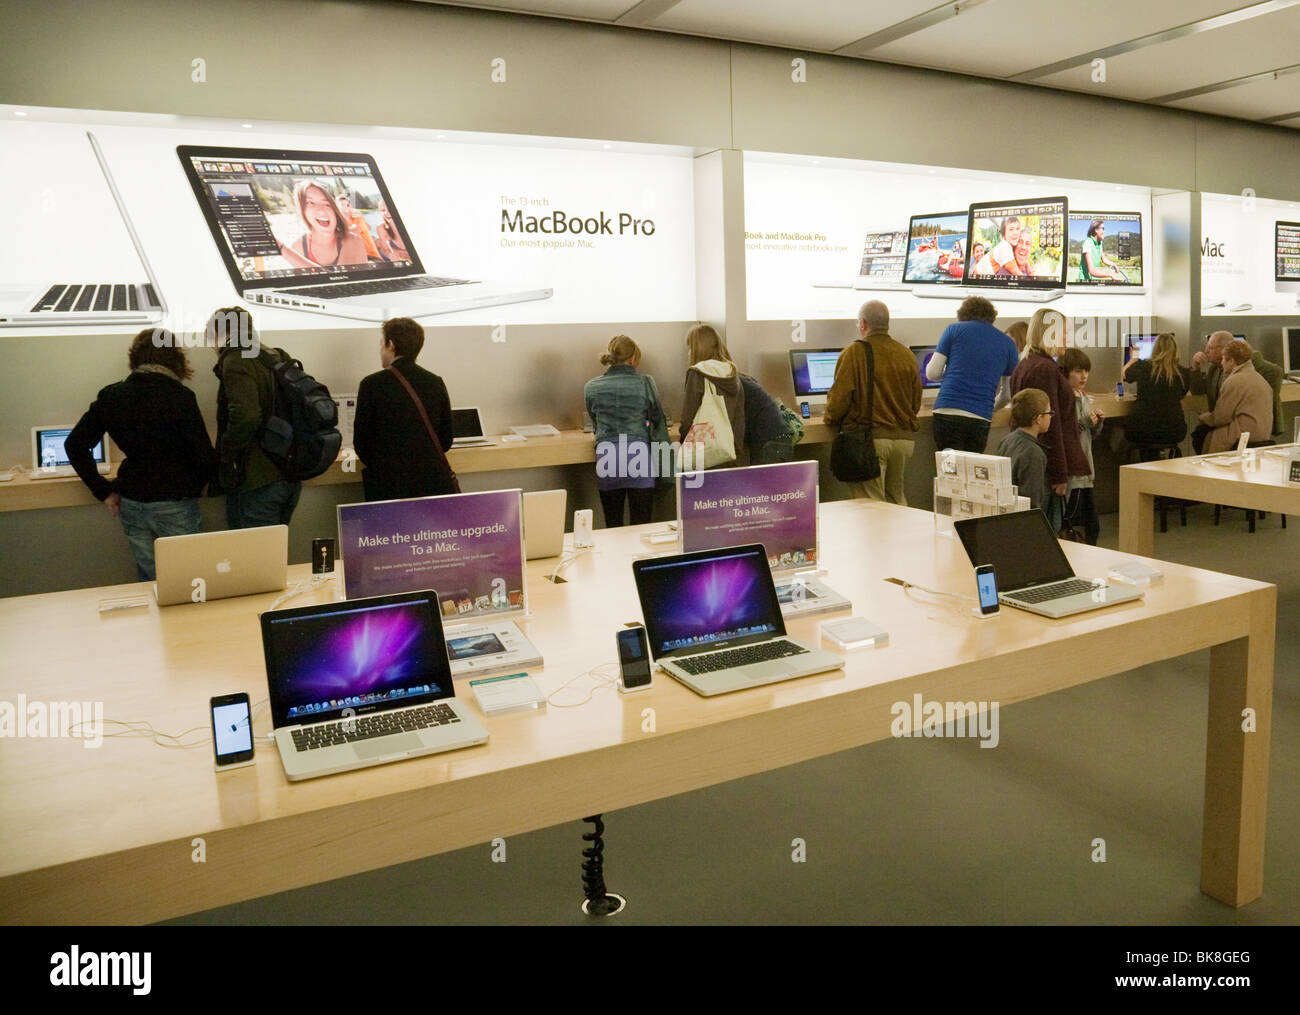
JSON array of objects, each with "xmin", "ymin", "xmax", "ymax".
[
  {"xmin": 1191, "ymin": 330, "xmax": 1283, "ymax": 451},
  {"xmin": 825, "ymin": 300, "xmax": 922, "ymax": 504}
]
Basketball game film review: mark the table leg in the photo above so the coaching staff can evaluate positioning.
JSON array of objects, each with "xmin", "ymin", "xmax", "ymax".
[
  {"xmin": 1201, "ymin": 614, "xmax": 1274, "ymax": 906},
  {"xmin": 1118, "ymin": 470, "xmax": 1154, "ymax": 556}
]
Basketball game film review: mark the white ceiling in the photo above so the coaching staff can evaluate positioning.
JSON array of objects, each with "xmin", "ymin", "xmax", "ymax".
[{"xmin": 412, "ymin": 0, "xmax": 1300, "ymax": 129}]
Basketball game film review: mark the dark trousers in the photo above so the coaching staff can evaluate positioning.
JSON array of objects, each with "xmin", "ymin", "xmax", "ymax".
[
  {"xmin": 932, "ymin": 413, "xmax": 991, "ymax": 454},
  {"xmin": 1191, "ymin": 423, "xmax": 1211, "ymax": 455},
  {"xmin": 598, "ymin": 487, "xmax": 654, "ymax": 527},
  {"xmin": 1064, "ymin": 488, "xmax": 1101, "ymax": 545}
]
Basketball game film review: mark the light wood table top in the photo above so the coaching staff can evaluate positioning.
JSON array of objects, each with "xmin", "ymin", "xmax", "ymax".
[
  {"xmin": 0, "ymin": 500, "xmax": 1274, "ymax": 922},
  {"xmin": 1119, "ymin": 444, "xmax": 1300, "ymax": 556}
]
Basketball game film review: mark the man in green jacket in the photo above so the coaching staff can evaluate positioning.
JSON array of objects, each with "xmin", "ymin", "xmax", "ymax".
[{"xmin": 207, "ymin": 307, "xmax": 301, "ymax": 529}]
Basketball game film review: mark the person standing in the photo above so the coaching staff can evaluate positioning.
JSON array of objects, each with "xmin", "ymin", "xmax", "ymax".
[
  {"xmin": 584, "ymin": 334, "xmax": 665, "ymax": 526},
  {"xmin": 1121, "ymin": 332, "xmax": 1192, "ymax": 459},
  {"xmin": 679, "ymin": 324, "xmax": 744, "ymax": 470},
  {"xmin": 738, "ymin": 371, "xmax": 796, "ymax": 465},
  {"xmin": 995, "ymin": 389, "xmax": 1051, "ymax": 512},
  {"xmin": 353, "ymin": 317, "xmax": 457, "ymax": 502},
  {"xmin": 1011, "ymin": 309, "xmax": 1090, "ymax": 521},
  {"xmin": 66, "ymin": 329, "xmax": 216, "ymax": 581},
  {"xmin": 927, "ymin": 296, "xmax": 1020, "ymax": 453},
  {"xmin": 1058, "ymin": 347, "xmax": 1104, "ymax": 544},
  {"xmin": 209, "ymin": 307, "xmax": 303, "ymax": 528},
  {"xmin": 825, "ymin": 300, "xmax": 922, "ymax": 504}
]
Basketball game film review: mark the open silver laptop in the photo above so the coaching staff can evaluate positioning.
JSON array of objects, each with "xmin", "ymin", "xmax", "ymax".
[
  {"xmin": 153, "ymin": 525, "xmax": 288, "ymax": 606},
  {"xmin": 954, "ymin": 510, "xmax": 1143, "ymax": 619},
  {"xmin": 813, "ymin": 230, "xmax": 909, "ymax": 290},
  {"xmin": 261, "ymin": 589, "xmax": 489, "ymax": 781},
  {"xmin": 632, "ymin": 543, "xmax": 844, "ymax": 696},
  {"xmin": 177, "ymin": 144, "xmax": 552, "ymax": 322},
  {"xmin": 451, "ymin": 406, "xmax": 494, "ymax": 448},
  {"xmin": 522, "ymin": 489, "xmax": 566, "ymax": 559},
  {"xmin": 29, "ymin": 425, "xmax": 111, "ymax": 479},
  {"xmin": 0, "ymin": 132, "xmax": 165, "ymax": 327}
]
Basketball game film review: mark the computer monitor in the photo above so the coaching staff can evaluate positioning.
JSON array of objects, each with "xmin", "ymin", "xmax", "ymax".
[
  {"xmin": 963, "ymin": 196, "xmax": 1068, "ymax": 292},
  {"xmin": 789, "ymin": 348, "xmax": 843, "ymax": 409},
  {"xmin": 1068, "ymin": 211, "xmax": 1143, "ymax": 287},
  {"xmin": 858, "ymin": 230, "xmax": 908, "ymax": 282},
  {"xmin": 30, "ymin": 425, "xmax": 108, "ymax": 473},
  {"xmin": 911, "ymin": 345, "xmax": 941, "ymax": 390},
  {"xmin": 1125, "ymin": 334, "xmax": 1159, "ymax": 360},
  {"xmin": 1276, "ymin": 221, "xmax": 1300, "ymax": 299},
  {"xmin": 1284, "ymin": 326, "xmax": 1300, "ymax": 375},
  {"xmin": 902, "ymin": 211, "xmax": 968, "ymax": 286}
]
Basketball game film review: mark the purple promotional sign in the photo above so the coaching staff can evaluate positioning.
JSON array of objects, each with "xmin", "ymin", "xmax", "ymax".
[
  {"xmin": 337, "ymin": 490, "xmax": 526, "ymax": 620},
  {"xmin": 676, "ymin": 461, "xmax": 819, "ymax": 571}
]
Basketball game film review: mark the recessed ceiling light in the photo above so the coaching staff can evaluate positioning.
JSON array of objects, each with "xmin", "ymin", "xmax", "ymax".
[
  {"xmin": 15, "ymin": 111, "xmax": 27, "ymax": 117},
  {"xmin": 242, "ymin": 123, "xmax": 252, "ymax": 128},
  {"xmin": 436, "ymin": 134, "xmax": 445, "ymax": 140},
  {"xmin": 928, "ymin": 169, "xmax": 936, "ymax": 174},
  {"xmin": 602, "ymin": 144, "xmax": 612, "ymax": 149}
]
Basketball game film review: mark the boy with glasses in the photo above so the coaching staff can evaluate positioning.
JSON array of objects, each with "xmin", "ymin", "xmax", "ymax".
[{"xmin": 996, "ymin": 388, "xmax": 1052, "ymax": 512}]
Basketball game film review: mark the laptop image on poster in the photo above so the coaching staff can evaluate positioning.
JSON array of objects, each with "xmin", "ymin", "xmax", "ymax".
[
  {"xmin": 153, "ymin": 525, "xmax": 288, "ymax": 606},
  {"xmin": 632, "ymin": 543, "xmax": 844, "ymax": 696},
  {"xmin": 813, "ymin": 230, "xmax": 909, "ymax": 290},
  {"xmin": 261, "ymin": 589, "xmax": 489, "ymax": 781},
  {"xmin": 0, "ymin": 132, "xmax": 165, "ymax": 328},
  {"xmin": 1066, "ymin": 210, "xmax": 1147, "ymax": 295},
  {"xmin": 954, "ymin": 510, "xmax": 1143, "ymax": 619},
  {"xmin": 177, "ymin": 144, "xmax": 553, "ymax": 322}
]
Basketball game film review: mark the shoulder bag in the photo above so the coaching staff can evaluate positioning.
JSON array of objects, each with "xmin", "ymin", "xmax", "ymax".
[{"xmin": 829, "ymin": 340, "xmax": 882, "ymax": 483}]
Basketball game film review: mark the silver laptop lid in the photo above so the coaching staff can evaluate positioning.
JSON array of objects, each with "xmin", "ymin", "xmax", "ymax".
[
  {"xmin": 87, "ymin": 132, "xmax": 167, "ymax": 314},
  {"xmin": 153, "ymin": 525, "xmax": 287, "ymax": 606}
]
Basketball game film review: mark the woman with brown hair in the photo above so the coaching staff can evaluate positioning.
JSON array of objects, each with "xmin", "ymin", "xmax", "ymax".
[
  {"xmin": 584, "ymin": 334, "xmax": 666, "ymax": 526},
  {"xmin": 1010, "ymin": 308, "xmax": 1089, "ymax": 515},
  {"xmin": 1121, "ymin": 332, "xmax": 1192, "ymax": 460},
  {"xmin": 65, "ymin": 329, "xmax": 217, "ymax": 580},
  {"xmin": 679, "ymin": 324, "xmax": 745, "ymax": 469},
  {"xmin": 276, "ymin": 181, "xmax": 369, "ymax": 269}
]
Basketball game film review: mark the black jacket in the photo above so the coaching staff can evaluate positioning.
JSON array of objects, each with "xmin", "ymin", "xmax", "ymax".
[
  {"xmin": 353, "ymin": 357, "xmax": 456, "ymax": 501},
  {"xmin": 67, "ymin": 369, "xmax": 216, "ymax": 502}
]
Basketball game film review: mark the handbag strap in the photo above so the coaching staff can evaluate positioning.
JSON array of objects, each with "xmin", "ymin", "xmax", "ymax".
[
  {"xmin": 858, "ymin": 338, "xmax": 876, "ymax": 429},
  {"xmin": 386, "ymin": 364, "xmax": 455, "ymax": 472}
]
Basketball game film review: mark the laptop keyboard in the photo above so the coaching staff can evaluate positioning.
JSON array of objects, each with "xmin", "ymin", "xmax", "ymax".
[
  {"xmin": 276, "ymin": 275, "xmax": 476, "ymax": 299},
  {"xmin": 1006, "ymin": 578, "xmax": 1098, "ymax": 604},
  {"xmin": 675, "ymin": 640, "xmax": 809, "ymax": 676},
  {"xmin": 31, "ymin": 284, "xmax": 158, "ymax": 313},
  {"xmin": 290, "ymin": 702, "xmax": 460, "ymax": 752}
]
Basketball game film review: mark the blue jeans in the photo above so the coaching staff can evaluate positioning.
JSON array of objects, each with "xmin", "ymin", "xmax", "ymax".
[
  {"xmin": 226, "ymin": 481, "xmax": 301, "ymax": 530},
  {"xmin": 118, "ymin": 497, "xmax": 202, "ymax": 581}
]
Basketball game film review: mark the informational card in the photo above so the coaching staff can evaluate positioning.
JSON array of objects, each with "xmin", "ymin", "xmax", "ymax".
[
  {"xmin": 338, "ymin": 490, "xmax": 526, "ymax": 619},
  {"xmin": 676, "ymin": 461, "xmax": 818, "ymax": 572}
]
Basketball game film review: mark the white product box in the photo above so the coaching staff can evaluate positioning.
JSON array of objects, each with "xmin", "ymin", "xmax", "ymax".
[
  {"xmin": 963, "ymin": 453, "xmax": 1011, "ymax": 487},
  {"xmin": 935, "ymin": 449, "xmax": 964, "ymax": 479},
  {"xmin": 936, "ymin": 474, "xmax": 966, "ymax": 499},
  {"xmin": 1015, "ymin": 496, "xmax": 1030, "ymax": 511},
  {"xmin": 954, "ymin": 498, "xmax": 987, "ymax": 519},
  {"xmin": 965, "ymin": 481, "xmax": 1018, "ymax": 507}
]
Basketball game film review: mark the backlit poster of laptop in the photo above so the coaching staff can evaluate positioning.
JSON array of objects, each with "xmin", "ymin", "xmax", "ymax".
[
  {"xmin": 631, "ymin": 543, "xmax": 844, "ymax": 697},
  {"xmin": 1, "ymin": 132, "xmax": 165, "ymax": 328},
  {"xmin": 962, "ymin": 196, "xmax": 1067, "ymax": 299},
  {"xmin": 813, "ymin": 230, "xmax": 908, "ymax": 290},
  {"xmin": 261, "ymin": 589, "xmax": 489, "ymax": 781},
  {"xmin": 29, "ymin": 425, "xmax": 110, "ymax": 479},
  {"xmin": 902, "ymin": 211, "xmax": 968, "ymax": 287},
  {"xmin": 1068, "ymin": 211, "xmax": 1145, "ymax": 292},
  {"xmin": 954, "ymin": 510, "xmax": 1142, "ymax": 619},
  {"xmin": 176, "ymin": 144, "xmax": 553, "ymax": 322}
]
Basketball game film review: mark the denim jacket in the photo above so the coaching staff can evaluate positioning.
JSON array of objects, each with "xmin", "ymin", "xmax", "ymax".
[{"xmin": 584, "ymin": 364, "xmax": 662, "ymax": 446}]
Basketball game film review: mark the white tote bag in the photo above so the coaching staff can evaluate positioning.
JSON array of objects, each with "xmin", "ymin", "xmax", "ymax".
[{"xmin": 678, "ymin": 378, "xmax": 736, "ymax": 471}]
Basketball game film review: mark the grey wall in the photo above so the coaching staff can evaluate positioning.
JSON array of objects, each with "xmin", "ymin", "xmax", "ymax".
[{"xmin": 3, "ymin": 0, "xmax": 1299, "ymax": 596}]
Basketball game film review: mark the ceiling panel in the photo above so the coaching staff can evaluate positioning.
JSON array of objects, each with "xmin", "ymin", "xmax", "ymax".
[
  {"xmin": 859, "ymin": 0, "xmax": 1247, "ymax": 77},
  {"xmin": 651, "ymin": 0, "xmax": 940, "ymax": 51},
  {"xmin": 1168, "ymin": 73, "xmax": 1300, "ymax": 118},
  {"xmin": 424, "ymin": 0, "xmax": 638, "ymax": 18},
  {"xmin": 1034, "ymin": 5, "xmax": 1300, "ymax": 99}
]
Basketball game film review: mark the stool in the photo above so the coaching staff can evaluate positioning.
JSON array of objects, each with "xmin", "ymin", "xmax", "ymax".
[
  {"xmin": 1130, "ymin": 441, "xmax": 1187, "ymax": 532},
  {"xmin": 1214, "ymin": 440, "xmax": 1288, "ymax": 533}
]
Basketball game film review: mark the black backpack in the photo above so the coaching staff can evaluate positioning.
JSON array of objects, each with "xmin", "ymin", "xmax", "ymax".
[{"xmin": 258, "ymin": 352, "xmax": 342, "ymax": 481}]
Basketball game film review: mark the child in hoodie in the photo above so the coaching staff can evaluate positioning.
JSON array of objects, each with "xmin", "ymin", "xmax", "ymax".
[{"xmin": 679, "ymin": 323, "xmax": 745, "ymax": 468}]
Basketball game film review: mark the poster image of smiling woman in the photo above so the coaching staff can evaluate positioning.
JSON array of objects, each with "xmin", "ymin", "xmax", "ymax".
[{"xmin": 276, "ymin": 180, "xmax": 369, "ymax": 269}]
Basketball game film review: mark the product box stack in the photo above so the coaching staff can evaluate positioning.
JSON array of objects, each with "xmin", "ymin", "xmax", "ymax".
[{"xmin": 933, "ymin": 450, "xmax": 1030, "ymax": 535}]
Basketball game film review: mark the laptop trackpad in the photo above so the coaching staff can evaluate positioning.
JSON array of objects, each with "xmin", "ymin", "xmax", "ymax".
[
  {"xmin": 745, "ymin": 660, "xmax": 797, "ymax": 681},
  {"xmin": 354, "ymin": 734, "xmax": 422, "ymax": 759}
]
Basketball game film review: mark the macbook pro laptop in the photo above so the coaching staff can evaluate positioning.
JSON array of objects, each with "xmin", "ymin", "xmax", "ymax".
[
  {"xmin": 177, "ymin": 144, "xmax": 553, "ymax": 322},
  {"xmin": 522, "ymin": 488, "xmax": 567, "ymax": 559},
  {"xmin": 29, "ymin": 425, "xmax": 111, "ymax": 479},
  {"xmin": 451, "ymin": 406, "xmax": 494, "ymax": 448},
  {"xmin": 0, "ymin": 132, "xmax": 165, "ymax": 327},
  {"xmin": 153, "ymin": 524, "xmax": 288, "ymax": 606},
  {"xmin": 632, "ymin": 543, "xmax": 844, "ymax": 696},
  {"xmin": 954, "ymin": 510, "xmax": 1143, "ymax": 619},
  {"xmin": 260, "ymin": 589, "xmax": 489, "ymax": 781},
  {"xmin": 813, "ymin": 230, "xmax": 909, "ymax": 290}
]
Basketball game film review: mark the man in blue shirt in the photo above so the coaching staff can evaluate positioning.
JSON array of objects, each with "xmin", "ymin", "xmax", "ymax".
[{"xmin": 926, "ymin": 296, "xmax": 1020, "ymax": 453}]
